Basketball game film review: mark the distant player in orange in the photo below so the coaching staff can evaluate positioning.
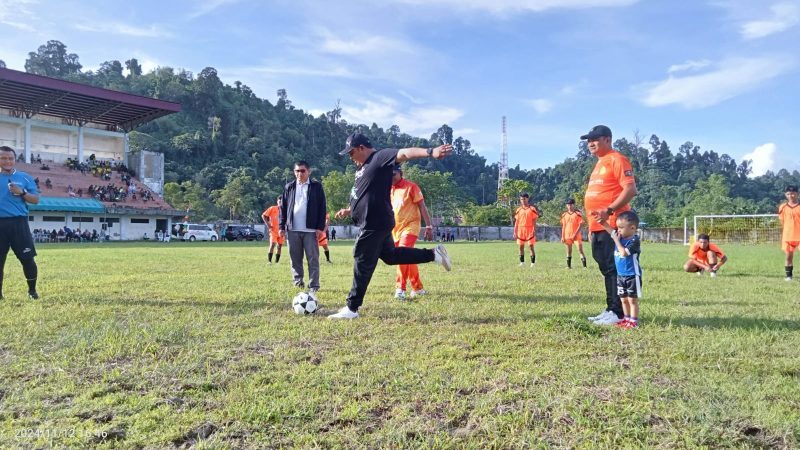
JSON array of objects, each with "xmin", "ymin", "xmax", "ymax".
[
  {"xmin": 684, "ymin": 234, "xmax": 727, "ymax": 277},
  {"xmin": 318, "ymin": 212, "xmax": 332, "ymax": 263},
  {"xmin": 513, "ymin": 193, "xmax": 539, "ymax": 267},
  {"xmin": 261, "ymin": 196, "xmax": 283, "ymax": 264},
  {"xmin": 561, "ymin": 198, "xmax": 587, "ymax": 269},
  {"xmin": 779, "ymin": 185, "xmax": 800, "ymax": 281},
  {"xmin": 391, "ymin": 165, "xmax": 433, "ymax": 300}
]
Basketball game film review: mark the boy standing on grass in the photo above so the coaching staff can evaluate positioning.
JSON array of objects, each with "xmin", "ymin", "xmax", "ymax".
[
  {"xmin": 778, "ymin": 185, "xmax": 800, "ymax": 281},
  {"xmin": 599, "ymin": 211, "xmax": 642, "ymax": 329},
  {"xmin": 560, "ymin": 198, "xmax": 587, "ymax": 269},
  {"xmin": 513, "ymin": 193, "xmax": 539, "ymax": 267}
]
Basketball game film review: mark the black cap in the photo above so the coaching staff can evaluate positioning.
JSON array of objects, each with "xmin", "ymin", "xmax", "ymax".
[
  {"xmin": 340, "ymin": 133, "xmax": 372, "ymax": 155},
  {"xmin": 787, "ymin": 185, "xmax": 799, "ymax": 193},
  {"xmin": 580, "ymin": 125, "xmax": 612, "ymax": 140},
  {"xmin": 565, "ymin": 198, "xmax": 575, "ymax": 205}
]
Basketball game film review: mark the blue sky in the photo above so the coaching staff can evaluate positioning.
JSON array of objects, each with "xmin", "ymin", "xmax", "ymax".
[{"xmin": 2, "ymin": 0, "xmax": 799, "ymax": 174}]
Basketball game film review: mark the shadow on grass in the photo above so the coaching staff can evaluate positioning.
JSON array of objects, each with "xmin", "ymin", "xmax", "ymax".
[
  {"xmin": 59, "ymin": 296, "xmax": 282, "ymax": 314},
  {"xmin": 459, "ymin": 292, "xmax": 589, "ymax": 304}
]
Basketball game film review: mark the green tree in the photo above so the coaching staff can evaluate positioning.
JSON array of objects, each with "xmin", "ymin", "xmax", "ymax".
[
  {"xmin": 460, "ymin": 203, "xmax": 510, "ymax": 225},
  {"xmin": 25, "ymin": 40, "xmax": 82, "ymax": 77},
  {"xmin": 0, "ymin": 60, "xmax": 6, "ymax": 68},
  {"xmin": 211, "ymin": 172, "xmax": 258, "ymax": 220},
  {"xmin": 321, "ymin": 168, "xmax": 355, "ymax": 217},
  {"xmin": 402, "ymin": 166, "xmax": 462, "ymax": 220},
  {"xmin": 497, "ymin": 179, "xmax": 533, "ymax": 205}
]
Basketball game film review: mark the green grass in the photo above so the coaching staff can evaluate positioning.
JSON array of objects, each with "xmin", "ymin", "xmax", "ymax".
[{"xmin": 1, "ymin": 240, "xmax": 798, "ymax": 448}]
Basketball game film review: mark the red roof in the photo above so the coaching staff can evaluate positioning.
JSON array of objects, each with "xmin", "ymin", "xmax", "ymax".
[{"xmin": 0, "ymin": 67, "xmax": 180, "ymax": 131}]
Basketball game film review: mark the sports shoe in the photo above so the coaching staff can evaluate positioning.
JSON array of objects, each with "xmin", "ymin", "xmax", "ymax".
[
  {"xmin": 588, "ymin": 310, "xmax": 611, "ymax": 321},
  {"xmin": 785, "ymin": 277, "xmax": 793, "ymax": 282},
  {"xmin": 394, "ymin": 289, "xmax": 406, "ymax": 300},
  {"xmin": 696, "ymin": 271, "xmax": 702, "ymax": 276},
  {"xmin": 615, "ymin": 319, "xmax": 630, "ymax": 328},
  {"xmin": 710, "ymin": 271, "xmax": 717, "ymax": 278},
  {"xmin": 519, "ymin": 262, "xmax": 525, "ymax": 267},
  {"xmin": 530, "ymin": 262, "xmax": 535, "ymax": 268},
  {"xmin": 309, "ymin": 288, "xmax": 319, "ymax": 295},
  {"xmin": 267, "ymin": 261, "xmax": 272, "ymax": 265},
  {"xmin": 410, "ymin": 289, "xmax": 427, "ymax": 299},
  {"xmin": 294, "ymin": 282, "xmax": 305, "ymax": 289},
  {"xmin": 326, "ymin": 260, "xmax": 333, "ymax": 264},
  {"xmin": 28, "ymin": 291, "xmax": 40, "ymax": 300},
  {"xmin": 328, "ymin": 306, "xmax": 359, "ymax": 320},
  {"xmin": 433, "ymin": 245, "xmax": 452, "ymax": 271},
  {"xmin": 594, "ymin": 314, "xmax": 623, "ymax": 326}
]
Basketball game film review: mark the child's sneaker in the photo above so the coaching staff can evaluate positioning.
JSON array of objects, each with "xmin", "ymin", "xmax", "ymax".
[
  {"xmin": 615, "ymin": 319, "xmax": 630, "ymax": 328},
  {"xmin": 394, "ymin": 289, "xmax": 406, "ymax": 300}
]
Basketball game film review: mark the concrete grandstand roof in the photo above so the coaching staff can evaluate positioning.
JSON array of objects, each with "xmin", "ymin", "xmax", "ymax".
[{"xmin": 0, "ymin": 67, "xmax": 181, "ymax": 131}]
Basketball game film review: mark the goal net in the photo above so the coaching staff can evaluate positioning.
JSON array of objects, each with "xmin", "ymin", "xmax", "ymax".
[{"xmin": 693, "ymin": 214, "xmax": 781, "ymax": 245}]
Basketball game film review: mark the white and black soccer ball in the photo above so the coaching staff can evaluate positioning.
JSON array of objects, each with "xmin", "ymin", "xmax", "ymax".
[{"xmin": 292, "ymin": 292, "xmax": 318, "ymax": 315}]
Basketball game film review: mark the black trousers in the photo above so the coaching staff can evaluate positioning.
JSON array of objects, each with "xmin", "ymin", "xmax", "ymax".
[
  {"xmin": 591, "ymin": 230, "xmax": 624, "ymax": 318},
  {"xmin": 347, "ymin": 228, "xmax": 435, "ymax": 311}
]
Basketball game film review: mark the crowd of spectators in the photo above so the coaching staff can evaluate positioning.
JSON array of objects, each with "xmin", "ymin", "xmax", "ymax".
[{"xmin": 31, "ymin": 226, "xmax": 107, "ymax": 243}]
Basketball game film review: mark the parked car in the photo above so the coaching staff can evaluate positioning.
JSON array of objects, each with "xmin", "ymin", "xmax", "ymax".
[
  {"xmin": 225, "ymin": 225, "xmax": 265, "ymax": 241},
  {"xmin": 181, "ymin": 223, "xmax": 219, "ymax": 242}
]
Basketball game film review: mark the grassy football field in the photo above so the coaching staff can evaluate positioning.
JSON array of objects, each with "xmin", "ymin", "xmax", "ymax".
[{"xmin": 1, "ymin": 240, "xmax": 798, "ymax": 448}]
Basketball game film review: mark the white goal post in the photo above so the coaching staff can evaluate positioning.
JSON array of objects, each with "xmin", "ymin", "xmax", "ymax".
[{"xmin": 693, "ymin": 214, "xmax": 780, "ymax": 245}]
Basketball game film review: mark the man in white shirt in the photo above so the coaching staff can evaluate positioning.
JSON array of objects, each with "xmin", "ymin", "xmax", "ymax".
[{"xmin": 279, "ymin": 161, "xmax": 327, "ymax": 292}]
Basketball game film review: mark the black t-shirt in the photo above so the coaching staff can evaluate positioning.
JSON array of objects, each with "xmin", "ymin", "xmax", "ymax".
[{"xmin": 349, "ymin": 148, "xmax": 399, "ymax": 230}]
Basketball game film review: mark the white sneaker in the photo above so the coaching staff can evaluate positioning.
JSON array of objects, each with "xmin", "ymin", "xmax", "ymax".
[
  {"xmin": 530, "ymin": 262, "xmax": 535, "ymax": 268},
  {"xmin": 434, "ymin": 245, "xmax": 452, "ymax": 271},
  {"xmin": 594, "ymin": 314, "xmax": 623, "ymax": 325},
  {"xmin": 394, "ymin": 289, "xmax": 406, "ymax": 300},
  {"xmin": 519, "ymin": 262, "xmax": 525, "ymax": 267},
  {"xmin": 328, "ymin": 306, "xmax": 359, "ymax": 320},
  {"xmin": 410, "ymin": 289, "xmax": 427, "ymax": 299},
  {"xmin": 710, "ymin": 271, "xmax": 717, "ymax": 278},
  {"xmin": 786, "ymin": 277, "xmax": 793, "ymax": 282},
  {"xmin": 588, "ymin": 310, "xmax": 610, "ymax": 321}
]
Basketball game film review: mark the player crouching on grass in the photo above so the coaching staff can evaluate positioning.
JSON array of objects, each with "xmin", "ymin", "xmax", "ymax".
[
  {"xmin": 778, "ymin": 185, "xmax": 800, "ymax": 281},
  {"xmin": 684, "ymin": 234, "xmax": 727, "ymax": 277},
  {"xmin": 599, "ymin": 211, "xmax": 642, "ymax": 329}
]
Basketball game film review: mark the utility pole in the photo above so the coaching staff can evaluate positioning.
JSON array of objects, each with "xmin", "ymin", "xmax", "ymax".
[{"xmin": 498, "ymin": 116, "xmax": 508, "ymax": 190}]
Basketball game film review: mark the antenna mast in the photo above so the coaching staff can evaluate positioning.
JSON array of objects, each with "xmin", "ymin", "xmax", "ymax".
[{"xmin": 498, "ymin": 116, "xmax": 509, "ymax": 190}]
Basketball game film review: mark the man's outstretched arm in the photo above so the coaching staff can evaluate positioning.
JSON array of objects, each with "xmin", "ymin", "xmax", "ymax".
[{"xmin": 396, "ymin": 144, "xmax": 453, "ymax": 163}]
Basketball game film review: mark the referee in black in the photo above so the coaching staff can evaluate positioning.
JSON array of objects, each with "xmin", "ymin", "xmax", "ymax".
[
  {"xmin": 0, "ymin": 146, "xmax": 40, "ymax": 300},
  {"xmin": 328, "ymin": 133, "xmax": 453, "ymax": 319}
]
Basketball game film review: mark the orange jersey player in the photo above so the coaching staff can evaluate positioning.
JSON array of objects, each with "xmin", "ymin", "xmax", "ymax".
[
  {"xmin": 779, "ymin": 185, "xmax": 800, "ymax": 281},
  {"xmin": 318, "ymin": 212, "xmax": 332, "ymax": 263},
  {"xmin": 513, "ymin": 193, "xmax": 539, "ymax": 267},
  {"xmin": 261, "ymin": 196, "xmax": 284, "ymax": 264},
  {"xmin": 390, "ymin": 165, "xmax": 433, "ymax": 300},
  {"xmin": 561, "ymin": 198, "xmax": 587, "ymax": 269},
  {"xmin": 684, "ymin": 234, "xmax": 727, "ymax": 277}
]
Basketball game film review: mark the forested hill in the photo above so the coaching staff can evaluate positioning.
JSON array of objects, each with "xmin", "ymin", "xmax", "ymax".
[{"xmin": 10, "ymin": 41, "xmax": 800, "ymax": 226}]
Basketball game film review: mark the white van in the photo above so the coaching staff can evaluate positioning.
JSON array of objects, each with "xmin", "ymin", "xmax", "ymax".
[{"xmin": 181, "ymin": 224, "xmax": 219, "ymax": 242}]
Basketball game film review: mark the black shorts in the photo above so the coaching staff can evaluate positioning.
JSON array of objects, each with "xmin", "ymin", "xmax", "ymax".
[
  {"xmin": 0, "ymin": 216, "xmax": 37, "ymax": 260},
  {"xmin": 617, "ymin": 274, "xmax": 642, "ymax": 299}
]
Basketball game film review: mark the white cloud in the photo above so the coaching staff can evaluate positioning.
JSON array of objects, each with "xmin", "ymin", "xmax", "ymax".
[
  {"xmin": 458, "ymin": 128, "xmax": 479, "ymax": 135},
  {"xmin": 74, "ymin": 22, "xmax": 172, "ymax": 38},
  {"xmin": 636, "ymin": 57, "xmax": 794, "ymax": 109},
  {"xmin": 398, "ymin": 90, "xmax": 426, "ymax": 105},
  {"xmin": 0, "ymin": 0, "xmax": 38, "ymax": 32},
  {"xmin": 741, "ymin": 143, "xmax": 777, "ymax": 176},
  {"xmin": 741, "ymin": 2, "xmax": 800, "ymax": 40},
  {"xmin": 187, "ymin": 0, "xmax": 239, "ymax": 19},
  {"xmin": 222, "ymin": 64, "xmax": 358, "ymax": 79},
  {"xmin": 526, "ymin": 98, "xmax": 553, "ymax": 114},
  {"xmin": 341, "ymin": 96, "xmax": 463, "ymax": 135},
  {"xmin": 668, "ymin": 59, "xmax": 712, "ymax": 74},
  {"xmin": 317, "ymin": 30, "xmax": 415, "ymax": 56},
  {"xmin": 385, "ymin": 0, "xmax": 637, "ymax": 14}
]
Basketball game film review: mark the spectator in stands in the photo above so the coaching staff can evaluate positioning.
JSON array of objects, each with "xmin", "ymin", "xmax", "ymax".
[
  {"xmin": 34, "ymin": 177, "xmax": 40, "ymax": 188},
  {"xmin": 91, "ymin": 229, "xmax": 98, "ymax": 241},
  {"xmin": 45, "ymin": 178, "xmax": 52, "ymax": 189}
]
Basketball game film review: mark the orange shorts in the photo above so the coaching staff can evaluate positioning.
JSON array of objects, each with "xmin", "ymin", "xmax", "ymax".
[
  {"xmin": 318, "ymin": 235, "xmax": 329, "ymax": 247},
  {"xmin": 783, "ymin": 241, "xmax": 800, "ymax": 252},
  {"xmin": 516, "ymin": 237, "xmax": 536, "ymax": 246},
  {"xmin": 564, "ymin": 238, "xmax": 582, "ymax": 246},
  {"xmin": 269, "ymin": 231, "xmax": 285, "ymax": 245}
]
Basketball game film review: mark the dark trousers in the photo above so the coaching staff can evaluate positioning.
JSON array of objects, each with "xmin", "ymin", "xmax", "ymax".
[
  {"xmin": 347, "ymin": 228, "xmax": 435, "ymax": 311},
  {"xmin": 591, "ymin": 230, "xmax": 624, "ymax": 318}
]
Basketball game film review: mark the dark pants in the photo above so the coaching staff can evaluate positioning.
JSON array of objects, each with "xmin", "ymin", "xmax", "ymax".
[
  {"xmin": 0, "ymin": 216, "xmax": 38, "ymax": 296},
  {"xmin": 347, "ymin": 228, "xmax": 435, "ymax": 311},
  {"xmin": 591, "ymin": 230, "xmax": 624, "ymax": 318}
]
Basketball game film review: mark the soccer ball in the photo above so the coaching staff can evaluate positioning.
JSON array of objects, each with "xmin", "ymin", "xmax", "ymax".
[{"xmin": 292, "ymin": 292, "xmax": 318, "ymax": 315}]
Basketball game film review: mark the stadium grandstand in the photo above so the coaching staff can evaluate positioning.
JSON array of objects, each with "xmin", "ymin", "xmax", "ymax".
[{"xmin": 0, "ymin": 67, "xmax": 183, "ymax": 240}]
